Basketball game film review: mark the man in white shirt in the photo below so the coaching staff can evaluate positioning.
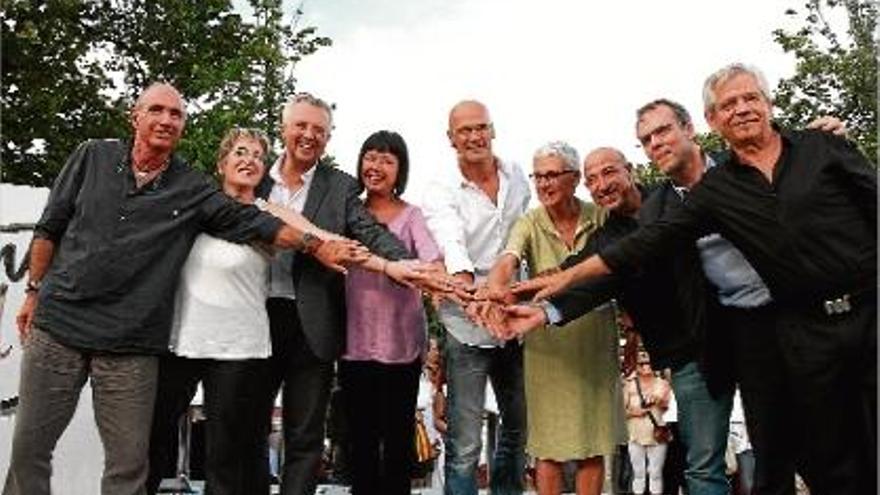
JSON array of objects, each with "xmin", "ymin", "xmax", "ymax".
[{"xmin": 423, "ymin": 100, "xmax": 531, "ymax": 495}]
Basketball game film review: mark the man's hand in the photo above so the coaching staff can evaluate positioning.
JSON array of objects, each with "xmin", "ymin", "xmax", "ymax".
[
  {"xmin": 498, "ymin": 304, "xmax": 548, "ymax": 338},
  {"xmin": 411, "ymin": 264, "xmax": 467, "ymax": 297},
  {"xmin": 807, "ymin": 116, "xmax": 848, "ymax": 137},
  {"xmin": 511, "ymin": 269, "xmax": 576, "ymax": 301},
  {"xmin": 472, "ymin": 284, "xmax": 516, "ymax": 304},
  {"xmin": 428, "ymin": 271, "xmax": 477, "ymax": 307},
  {"xmin": 16, "ymin": 293, "xmax": 37, "ymax": 342},
  {"xmin": 312, "ymin": 239, "xmax": 370, "ymax": 274}
]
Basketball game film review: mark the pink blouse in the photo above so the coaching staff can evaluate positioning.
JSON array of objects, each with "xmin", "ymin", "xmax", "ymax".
[{"xmin": 343, "ymin": 204, "xmax": 442, "ymax": 364}]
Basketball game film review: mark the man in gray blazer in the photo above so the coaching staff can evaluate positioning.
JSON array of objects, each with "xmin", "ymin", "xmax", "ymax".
[{"xmin": 256, "ymin": 92, "xmax": 412, "ymax": 495}]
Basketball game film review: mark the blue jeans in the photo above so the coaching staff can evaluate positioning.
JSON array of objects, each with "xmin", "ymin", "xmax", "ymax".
[
  {"xmin": 443, "ymin": 334, "xmax": 526, "ymax": 495},
  {"xmin": 670, "ymin": 361, "xmax": 733, "ymax": 495}
]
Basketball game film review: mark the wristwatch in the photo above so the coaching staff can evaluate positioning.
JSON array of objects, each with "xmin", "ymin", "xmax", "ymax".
[
  {"xmin": 299, "ymin": 232, "xmax": 324, "ymax": 255},
  {"xmin": 24, "ymin": 279, "xmax": 42, "ymax": 294}
]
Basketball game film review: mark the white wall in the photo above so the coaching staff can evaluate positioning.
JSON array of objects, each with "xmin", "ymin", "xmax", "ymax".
[{"xmin": 0, "ymin": 183, "xmax": 103, "ymax": 494}]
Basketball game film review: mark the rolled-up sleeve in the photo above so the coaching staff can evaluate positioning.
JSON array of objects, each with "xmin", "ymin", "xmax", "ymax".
[
  {"xmin": 34, "ymin": 140, "xmax": 92, "ymax": 242},
  {"xmin": 500, "ymin": 215, "xmax": 532, "ymax": 262}
]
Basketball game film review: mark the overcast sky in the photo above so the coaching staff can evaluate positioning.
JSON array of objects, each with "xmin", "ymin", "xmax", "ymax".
[{"xmin": 280, "ymin": 0, "xmax": 804, "ymax": 204}]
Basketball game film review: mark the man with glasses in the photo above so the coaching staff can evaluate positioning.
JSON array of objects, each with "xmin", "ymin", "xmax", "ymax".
[
  {"xmin": 507, "ymin": 63, "xmax": 876, "ymax": 495},
  {"xmin": 423, "ymin": 100, "xmax": 530, "ymax": 495},
  {"xmin": 547, "ymin": 147, "xmax": 732, "ymax": 495}
]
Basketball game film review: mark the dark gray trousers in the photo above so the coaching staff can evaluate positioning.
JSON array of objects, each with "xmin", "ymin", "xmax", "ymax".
[{"xmin": 3, "ymin": 327, "xmax": 158, "ymax": 495}]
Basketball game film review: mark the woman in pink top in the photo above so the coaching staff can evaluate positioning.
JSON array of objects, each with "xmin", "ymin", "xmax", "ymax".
[{"xmin": 340, "ymin": 130, "xmax": 442, "ymax": 495}]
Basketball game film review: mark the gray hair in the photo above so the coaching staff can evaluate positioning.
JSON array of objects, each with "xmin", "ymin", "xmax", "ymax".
[
  {"xmin": 702, "ymin": 63, "xmax": 772, "ymax": 113},
  {"xmin": 533, "ymin": 140, "xmax": 580, "ymax": 172},
  {"xmin": 281, "ymin": 92, "xmax": 334, "ymax": 129}
]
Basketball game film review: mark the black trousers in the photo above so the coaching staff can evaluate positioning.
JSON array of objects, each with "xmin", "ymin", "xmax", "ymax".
[
  {"xmin": 723, "ymin": 304, "xmax": 797, "ymax": 495},
  {"xmin": 774, "ymin": 296, "xmax": 877, "ymax": 495},
  {"xmin": 147, "ymin": 355, "xmax": 272, "ymax": 495},
  {"xmin": 338, "ymin": 358, "xmax": 422, "ymax": 495},
  {"xmin": 263, "ymin": 298, "xmax": 334, "ymax": 495}
]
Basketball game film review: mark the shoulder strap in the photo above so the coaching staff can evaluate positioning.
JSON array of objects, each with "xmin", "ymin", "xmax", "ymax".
[{"xmin": 634, "ymin": 376, "xmax": 663, "ymax": 427}]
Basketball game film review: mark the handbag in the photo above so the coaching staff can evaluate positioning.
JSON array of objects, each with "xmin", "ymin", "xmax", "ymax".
[
  {"xmin": 414, "ymin": 410, "xmax": 437, "ymax": 463},
  {"xmin": 635, "ymin": 376, "xmax": 674, "ymax": 443}
]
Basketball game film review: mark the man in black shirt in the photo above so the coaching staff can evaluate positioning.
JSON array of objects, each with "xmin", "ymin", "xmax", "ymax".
[
  {"xmin": 487, "ymin": 146, "xmax": 734, "ymax": 495},
  {"xmin": 516, "ymin": 64, "xmax": 877, "ymax": 495},
  {"xmin": 6, "ymin": 83, "xmax": 364, "ymax": 495}
]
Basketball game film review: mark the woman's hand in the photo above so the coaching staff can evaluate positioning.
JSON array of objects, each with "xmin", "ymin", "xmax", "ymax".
[{"xmin": 312, "ymin": 239, "xmax": 370, "ymax": 273}]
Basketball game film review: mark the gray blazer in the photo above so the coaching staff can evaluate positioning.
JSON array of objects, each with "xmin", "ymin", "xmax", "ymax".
[{"xmin": 258, "ymin": 163, "xmax": 411, "ymax": 360}]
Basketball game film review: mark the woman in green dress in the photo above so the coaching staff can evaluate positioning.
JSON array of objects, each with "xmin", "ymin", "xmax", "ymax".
[{"xmin": 483, "ymin": 141, "xmax": 625, "ymax": 495}]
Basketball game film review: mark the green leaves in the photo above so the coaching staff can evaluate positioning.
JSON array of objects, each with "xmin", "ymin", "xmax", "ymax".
[
  {"xmin": 1, "ymin": 0, "xmax": 332, "ymax": 185},
  {"xmin": 773, "ymin": 0, "xmax": 878, "ymax": 162}
]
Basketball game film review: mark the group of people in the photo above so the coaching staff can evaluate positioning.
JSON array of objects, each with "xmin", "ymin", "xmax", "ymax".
[
  {"xmin": 478, "ymin": 63, "xmax": 876, "ymax": 495},
  {"xmin": 5, "ymin": 60, "xmax": 876, "ymax": 495}
]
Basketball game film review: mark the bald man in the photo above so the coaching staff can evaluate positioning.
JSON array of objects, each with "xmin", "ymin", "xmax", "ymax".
[
  {"xmin": 509, "ymin": 147, "xmax": 734, "ymax": 495},
  {"xmin": 6, "ymin": 83, "xmax": 358, "ymax": 495},
  {"xmin": 422, "ymin": 100, "xmax": 531, "ymax": 495}
]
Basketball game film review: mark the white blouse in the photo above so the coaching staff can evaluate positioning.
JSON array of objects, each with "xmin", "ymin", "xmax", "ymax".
[{"xmin": 170, "ymin": 234, "xmax": 271, "ymax": 359}]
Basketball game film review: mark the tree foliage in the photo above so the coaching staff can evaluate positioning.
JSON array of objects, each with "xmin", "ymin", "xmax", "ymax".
[
  {"xmin": 1, "ymin": 0, "xmax": 331, "ymax": 186},
  {"xmin": 772, "ymin": 0, "xmax": 878, "ymax": 160}
]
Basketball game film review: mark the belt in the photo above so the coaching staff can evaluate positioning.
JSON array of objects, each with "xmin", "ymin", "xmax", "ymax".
[{"xmin": 817, "ymin": 287, "xmax": 876, "ymax": 316}]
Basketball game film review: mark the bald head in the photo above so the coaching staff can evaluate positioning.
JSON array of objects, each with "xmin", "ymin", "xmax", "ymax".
[
  {"xmin": 447, "ymin": 99, "xmax": 495, "ymax": 166},
  {"xmin": 584, "ymin": 147, "xmax": 629, "ymax": 169},
  {"xmin": 583, "ymin": 147, "xmax": 639, "ymax": 214},
  {"xmin": 448, "ymin": 100, "xmax": 490, "ymax": 129},
  {"xmin": 134, "ymin": 83, "xmax": 186, "ymax": 118},
  {"xmin": 130, "ymin": 82, "xmax": 186, "ymax": 153}
]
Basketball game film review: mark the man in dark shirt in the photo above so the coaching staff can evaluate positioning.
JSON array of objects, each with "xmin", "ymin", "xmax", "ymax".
[
  {"xmin": 513, "ymin": 146, "xmax": 735, "ymax": 495},
  {"xmin": 517, "ymin": 64, "xmax": 877, "ymax": 495},
  {"xmin": 6, "ymin": 83, "xmax": 363, "ymax": 495}
]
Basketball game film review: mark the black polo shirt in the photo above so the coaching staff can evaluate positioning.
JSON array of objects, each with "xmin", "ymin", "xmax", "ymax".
[
  {"xmin": 601, "ymin": 128, "xmax": 876, "ymax": 305},
  {"xmin": 33, "ymin": 139, "xmax": 283, "ymax": 353}
]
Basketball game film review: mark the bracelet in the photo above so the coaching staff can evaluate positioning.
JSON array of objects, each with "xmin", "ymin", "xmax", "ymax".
[{"xmin": 300, "ymin": 232, "xmax": 323, "ymax": 255}]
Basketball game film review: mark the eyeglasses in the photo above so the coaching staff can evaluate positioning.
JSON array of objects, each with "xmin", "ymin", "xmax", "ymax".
[
  {"xmin": 529, "ymin": 170, "xmax": 575, "ymax": 184},
  {"xmin": 453, "ymin": 123, "xmax": 492, "ymax": 138}
]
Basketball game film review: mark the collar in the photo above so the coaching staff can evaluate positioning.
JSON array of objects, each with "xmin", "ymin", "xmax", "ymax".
[
  {"xmin": 726, "ymin": 122, "xmax": 793, "ymax": 169},
  {"xmin": 534, "ymin": 198, "xmax": 596, "ymax": 239},
  {"xmin": 672, "ymin": 153, "xmax": 717, "ymax": 198},
  {"xmin": 457, "ymin": 156, "xmax": 509, "ymax": 189},
  {"xmin": 270, "ymin": 155, "xmax": 317, "ymax": 188}
]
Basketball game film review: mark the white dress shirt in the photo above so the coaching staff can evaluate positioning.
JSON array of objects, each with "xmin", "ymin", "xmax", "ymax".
[
  {"xmin": 267, "ymin": 157, "xmax": 317, "ymax": 299},
  {"xmin": 423, "ymin": 157, "xmax": 531, "ymax": 346}
]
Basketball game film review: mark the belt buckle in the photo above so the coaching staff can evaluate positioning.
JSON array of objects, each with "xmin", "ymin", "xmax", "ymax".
[{"xmin": 823, "ymin": 294, "xmax": 851, "ymax": 315}]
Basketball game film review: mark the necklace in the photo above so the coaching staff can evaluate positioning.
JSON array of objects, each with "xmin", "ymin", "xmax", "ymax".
[{"xmin": 132, "ymin": 157, "xmax": 170, "ymax": 187}]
